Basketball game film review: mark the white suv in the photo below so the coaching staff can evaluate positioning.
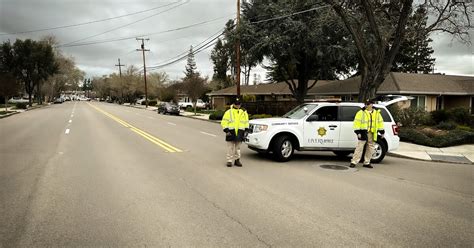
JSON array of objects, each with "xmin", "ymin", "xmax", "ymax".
[{"xmin": 245, "ymin": 102, "xmax": 400, "ymax": 163}]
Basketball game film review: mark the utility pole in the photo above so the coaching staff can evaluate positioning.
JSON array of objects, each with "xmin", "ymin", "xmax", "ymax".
[
  {"xmin": 136, "ymin": 38, "xmax": 150, "ymax": 108},
  {"xmin": 236, "ymin": 0, "xmax": 241, "ymax": 98},
  {"xmin": 115, "ymin": 58, "xmax": 125, "ymax": 104}
]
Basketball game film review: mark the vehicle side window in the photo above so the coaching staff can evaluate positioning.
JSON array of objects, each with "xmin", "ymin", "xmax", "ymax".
[
  {"xmin": 340, "ymin": 106, "xmax": 360, "ymax": 122},
  {"xmin": 311, "ymin": 106, "xmax": 338, "ymax": 121},
  {"xmin": 379, "ymin": 108, "xmax": 393, "ymax": 122}
]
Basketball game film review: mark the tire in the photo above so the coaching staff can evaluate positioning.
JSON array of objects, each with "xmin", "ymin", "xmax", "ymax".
[
  {"xmin": 371, "ymin": 139, "xmax": 387, "ymax": 163},
  {"xmin": 272, "ymin": 135, "xmax": 294, "ymax": 162},
  {"xmin": 333, "ymin": 151, "xmax": 352, "ymax": 157}
]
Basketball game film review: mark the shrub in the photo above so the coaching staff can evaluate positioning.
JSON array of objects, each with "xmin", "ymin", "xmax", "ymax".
[
  {"xmin": 430, "ymin": 109, "xmax": 450, "ymax": 124},
  {"xmin": 450, "ymin": 107, "xmax": 470, "ymax": 125},
  {"xmin": 15, "ymin": 102, "xmax": 28, "ymax": 109},
  {"xmin": 390, "ymin": 106, "xmax": 430, "ymax": 127},
  {"xmin": 436, "ymin": 121, "xmax": 457, "ymax": 130},
  {"xmin": 399, "ymin": 127, "xmax": 474, "ymax": 147},
  {"xmin": 186, "ymin": 106, "xmax": 193, "ymax": 112},
  {"xmin": 250, "ymin": 114, "xmax": 272, "ymax": 120},
  {"xmin": 209, "ymin": 110, "xmax": 225, "ymax": 120},
  {"xmin": 148, "ymin": 100, "xmax": 157, "ymax": 106}
]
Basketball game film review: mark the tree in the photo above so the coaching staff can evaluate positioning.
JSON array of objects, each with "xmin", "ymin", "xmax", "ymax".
[
  {"xmin": 323, "ymin": 0, "xmax": 472, "ymax": 101},
  {"xmin": 1, "ymin": 39, "xmax": 58, "ymax": 106},
  {"xmin": 242, "ymin": 0, "xmax": 356, "ymax": 103},
  {"xmin": 183, "ymin": 74, "xmax": 209, "ymax": 115},
  {"xmin": 210, "ymin": 38, "xmax": 233, "ymax": 90},
  {"xmin": 184, "ymin": 46, "xmax": 197, "ymax": 78},
  {"xmin": 0, "ymin": 72, "xmax": 19, "ymax": 110},
  {"xmin": 392, "ymin": 6, "xmax": 435, "ymax": 73}
]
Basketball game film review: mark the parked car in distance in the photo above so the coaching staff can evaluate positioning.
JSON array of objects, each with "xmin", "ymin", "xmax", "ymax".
[
  {"xmin": 8, "ymin": 97, "xmax": 29, "ymax": 104},
  {"xmin": 157, "ymin": 102, "xmax": 180, "ymax": 115},
  {"xmin": 178, "ymin": 99, "xmax": 207, "ymax": 109},
  {"xmin": 53, "ymin": 97, "xmax": 64, "ymax": 104}
]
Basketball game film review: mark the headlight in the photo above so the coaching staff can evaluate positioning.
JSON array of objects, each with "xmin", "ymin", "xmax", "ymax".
[{"xmin": 253, "ymin": 124, "xmax": 268, "ymax": 133}]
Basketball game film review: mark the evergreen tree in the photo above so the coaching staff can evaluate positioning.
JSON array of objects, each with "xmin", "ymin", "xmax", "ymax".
[
  {"xmin": 184, "ymin": 46, "xmax": 198, "ymax": 79},
  {"xmin": 392, "ymin": 6, "xmax": 435, "ymax": 73}
]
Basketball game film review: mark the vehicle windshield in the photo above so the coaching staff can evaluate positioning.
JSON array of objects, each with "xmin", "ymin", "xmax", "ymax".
[{"xmin": 282, "ymin": 104, "xmax": 318, "ymax": 119}]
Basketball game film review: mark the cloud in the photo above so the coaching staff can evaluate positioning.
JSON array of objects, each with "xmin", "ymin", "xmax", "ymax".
[
  {"xmin": 1, "ymin": 0, "xmax": 472, "ymax": 82},
  {"xmin": 430, "ymin": 32, "xmax": 473, "ymax": 76}
]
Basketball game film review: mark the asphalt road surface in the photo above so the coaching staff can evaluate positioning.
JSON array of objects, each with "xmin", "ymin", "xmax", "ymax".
[{"xmin": 1, "ymin": 102, "xmax": 472, "ymax": 247}]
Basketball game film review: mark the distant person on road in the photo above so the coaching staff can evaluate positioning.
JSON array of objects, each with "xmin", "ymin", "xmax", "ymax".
[
  {"xmin": 350, "ymin": 99, "xmax": 385, "ymax": 169},
  {"xmin": 221, "ymin": 98, "xmax": 249, "ymax": 167}
]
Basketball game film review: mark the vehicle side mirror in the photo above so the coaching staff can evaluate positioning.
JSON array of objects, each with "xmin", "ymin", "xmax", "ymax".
[{"xmin": 307, "ymin": 115, "xmax": 319, "ymax": 122}]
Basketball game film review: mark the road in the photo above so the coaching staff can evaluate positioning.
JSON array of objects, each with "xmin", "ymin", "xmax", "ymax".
[{"xmin": 0, "ymin": 102, "xmax": 472, "ymax": 247}]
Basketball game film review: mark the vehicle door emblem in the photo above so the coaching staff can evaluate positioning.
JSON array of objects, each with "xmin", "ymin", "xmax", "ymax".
[{"xmin": 318, "ymin": 127, "xmax": 327, "ymax": 137}]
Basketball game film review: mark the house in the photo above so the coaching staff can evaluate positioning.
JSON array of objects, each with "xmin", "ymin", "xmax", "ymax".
[
  {"xmin": 310, "ymin": 73, "xmax": 474, "ymax": 113},
  {"xmin": 208, "ymin": 73, "xmax": 474, "ymax": 114}
]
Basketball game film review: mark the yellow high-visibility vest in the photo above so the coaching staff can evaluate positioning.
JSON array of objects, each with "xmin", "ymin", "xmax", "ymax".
[
  {"xmin": 221, "ymin": 106, "xmax": 249, "ymax": 134},
  {"xmin": 353, "ymin": 109, "xmax": 384, "ymax": 141}
]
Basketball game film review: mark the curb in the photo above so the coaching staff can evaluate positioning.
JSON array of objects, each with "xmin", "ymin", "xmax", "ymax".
[
  {"xmin": 0, "ymin": 111, "xmax": 20, "ymax": 119},
  {"xmin": 387, "ymin": 152, "xmax": 432, "ymax": 162},
  {"xmin": 387, "ymin": 152, "xmax": 473, "ymax": 165},
  {"xmin": 180, "ymin": 114, "xmax": 220, "ymax": 124}
]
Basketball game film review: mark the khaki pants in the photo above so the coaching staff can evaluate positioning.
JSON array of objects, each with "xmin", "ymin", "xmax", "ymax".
[
  {"xmin": 226, "ymin": 141, "xmax": 241, "ymax": 162},
  {"xmin": 351, "ymin": 132, "xmax": 375, "ymax": 165}
]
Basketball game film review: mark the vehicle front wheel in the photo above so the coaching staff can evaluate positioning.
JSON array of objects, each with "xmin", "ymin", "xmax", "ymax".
[
  {"xmin": 272, "ymin": 135, "xmax": 294, "ymax": 162},
  {"xmin": 371, "ymin": 140, "xmax": 387, "ymax": 163}
]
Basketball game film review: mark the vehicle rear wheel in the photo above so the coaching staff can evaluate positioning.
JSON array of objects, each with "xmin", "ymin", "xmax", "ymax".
[
  {"xmin": 371, "ymin": 140, "xmax": 387, "ymax": 163},
  {"xmin": 333, "ymin": 151, "xmax": 352, "ymax": 157},
  {"xmin": 272, "ymin": 135, "xmax": 294, "ymax": 162}
]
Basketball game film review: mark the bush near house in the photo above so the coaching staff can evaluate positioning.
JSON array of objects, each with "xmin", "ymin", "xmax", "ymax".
[
  {"xmin": 148, "ymin": 100, "xmax": 157, "ymax": 106},
  {"xmin": 209, "ymin": 110, "xmax": 225, "ymax": 120},
  {"xmin": 399, "ymin": 127, "xmax": 474, "ymax": 147},
  {"xmin": 250, "ymin": 114, "xmax": 272, "ymax": 120},
  {"xmin": 391, "ymin": 106, "xmax": 474, "ymax": 147},
  {"xmin": 15, "ymin": 102, "xmax": 28, "ymax": 109}
]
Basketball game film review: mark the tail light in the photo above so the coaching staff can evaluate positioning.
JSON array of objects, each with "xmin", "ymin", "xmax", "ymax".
[{"xmin": 392, "ymin": 124, "xmax": 399, "ymax": 136}]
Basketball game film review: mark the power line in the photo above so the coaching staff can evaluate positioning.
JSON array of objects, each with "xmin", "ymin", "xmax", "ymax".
[
  {"xmin": 145, "ymin": 28, "xmax": 224, "ymax": 71},
  {"xmin": 58, "ymin": 15, "xmax": 232, "ymax": 48},
  {"xmin": 0, "ymin": 1, "xmax": 183, "ymax": 36},
  {"xmin": 57, "ymin": 0, "xmax": 190, "ymax": 47},
  {"xmin": 142, "ymin": 5, "xmax": 332, "ymax": 70}
]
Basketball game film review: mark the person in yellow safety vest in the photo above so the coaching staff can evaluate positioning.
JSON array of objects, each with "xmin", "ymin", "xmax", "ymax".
[
  {"xmin": 221, "ymin": 98, "xmax": 249, "ymax": 167},
  {"xmin": 350, "ymin": 99, "xmax": 385, "ymax": 169}
]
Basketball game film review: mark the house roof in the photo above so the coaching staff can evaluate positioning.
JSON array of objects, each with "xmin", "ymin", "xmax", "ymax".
[
  {"xmin": 311, "ymin": 72, "xmax": 474, "ymax": 95},
  {"xmin": 207, "ymin": 80, "xmax": 332, "ymax": 96},
  {"xmin": 208, "ymin": 73, "xmax": 474, "ymax": 97}
]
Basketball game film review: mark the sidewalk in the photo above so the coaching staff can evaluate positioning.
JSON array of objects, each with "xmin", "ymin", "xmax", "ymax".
[
  {"xmin": 125, "ymin": 104, "xmax": 473, "ymax": 164},
  {"xmin": 389, "ymin": 142, "xmax": 474, "ymax": 164}
]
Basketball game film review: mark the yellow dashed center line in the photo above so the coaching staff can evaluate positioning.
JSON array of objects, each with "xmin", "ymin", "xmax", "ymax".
[{"xmin": 88, "ymin": 103, "xmax": 182, "ymax": 153}]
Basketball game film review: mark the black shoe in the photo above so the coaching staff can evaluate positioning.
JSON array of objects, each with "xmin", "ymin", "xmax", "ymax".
[
  {"xmin": 234, "ymin": 159, "xmax": 242, "ymax": 167},
  {"xmin": 226, "ymin": 162, "xmax": 232, "ymax": 167},
  {"xmin": 363, "ymin": 164, "xmax": 373, "ymax": 168},
  {"xmin": 349, "ymin": 163, "xmax": 356, "ymax": 168}
]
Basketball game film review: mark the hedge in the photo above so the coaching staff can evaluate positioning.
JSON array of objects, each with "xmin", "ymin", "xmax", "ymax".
[
  {"xmin": 399, "ymin": 128, "xmax": 474, "ymax": 147},
  {"xmin": 15, "ymin": 102, "xmax": 28, "ymax": 109},
  {"xmin": 209, "ymin": 110, "xmax": 225, "ymax": 120},
  {"xmin": 250, "ymin": 114, "xmax": 272, "ymax": 120}
]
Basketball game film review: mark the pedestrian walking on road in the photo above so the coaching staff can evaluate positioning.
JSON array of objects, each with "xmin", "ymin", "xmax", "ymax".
[
  {"xmin": 221, "ymin": 98, "xmax": 249, "ymax": 167},
  {"xmin": 350, "ymin": 99, "xmax": 385, "ymax": 169}
]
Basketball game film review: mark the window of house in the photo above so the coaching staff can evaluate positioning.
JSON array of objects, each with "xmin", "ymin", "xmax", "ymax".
[
  {"xmin": 410, "ymin": 96, "xmax": 426, "ymax": 110},
  {"xmin": 436, "ymin": 96, "xmax": 444, "ymax": 110},
  {"xmin": 471, "ymin": 97, "xmax": 474, "ymax": 115}
]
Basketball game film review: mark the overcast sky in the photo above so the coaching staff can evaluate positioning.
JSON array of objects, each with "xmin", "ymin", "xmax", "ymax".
[{"xmin": 1, "ymin": 0, "xmax": 472, "ymax": 83}]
